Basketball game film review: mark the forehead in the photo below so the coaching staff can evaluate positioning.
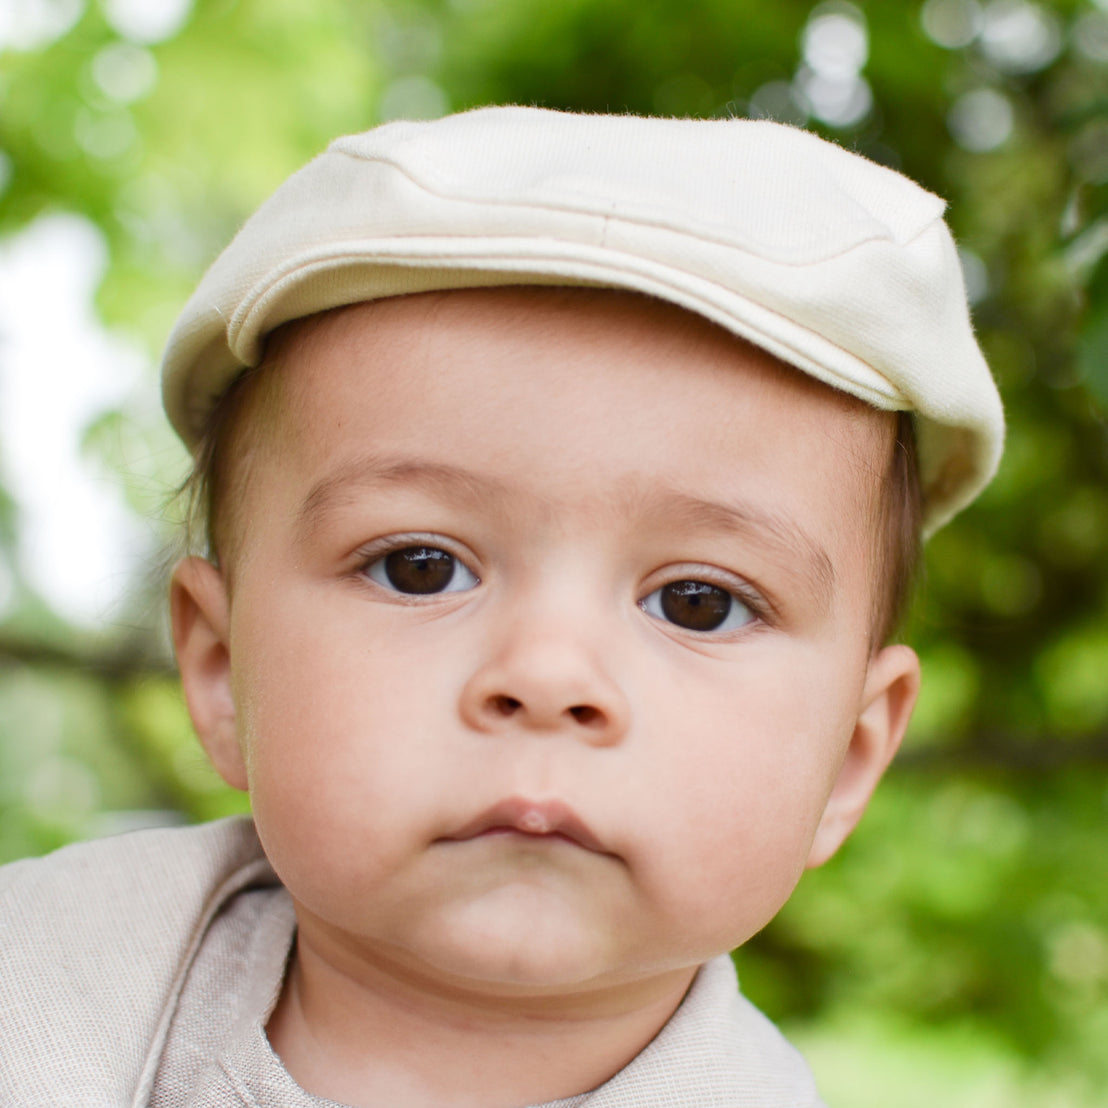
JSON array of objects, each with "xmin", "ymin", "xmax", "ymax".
[{"xmin": 272, "ymin": 286, "xmax": 886, "ymax": 457}]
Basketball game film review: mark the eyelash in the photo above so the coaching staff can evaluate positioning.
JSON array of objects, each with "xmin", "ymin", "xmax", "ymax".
[{"xmin": 356, "ymin": 537, "xmax": 769, "ymax": 633}]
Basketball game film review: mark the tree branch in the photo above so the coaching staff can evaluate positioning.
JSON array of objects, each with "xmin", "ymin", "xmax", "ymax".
[
  {"xmin": 0, "ymin": 632, "xmax": 173, "ymax": 683},
  {"xmin": 895, "ymin": 732, "xmax": 1108, "ymax": 771}
]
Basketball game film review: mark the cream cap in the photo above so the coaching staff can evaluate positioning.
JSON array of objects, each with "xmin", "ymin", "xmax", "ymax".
[{"xmin": 161, "ymin": 105, "xmax": 1003, "ymax": 533}]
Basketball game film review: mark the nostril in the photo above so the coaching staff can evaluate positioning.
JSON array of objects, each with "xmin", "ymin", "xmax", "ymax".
[
  {"xmin": 490, "ymin": 695, "xmax": 522, "ymax": 717},
  {"xmin": 569, "ymin": 704, "xmax": 602, "ymax": 726}
]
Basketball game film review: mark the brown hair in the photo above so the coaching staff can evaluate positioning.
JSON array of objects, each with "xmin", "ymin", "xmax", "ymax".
[
  {"xmin": 182, "ymin": 353, "xmax": 288, "ymax": 584},
  {"xmin": 874, "ymin": 409, "xmax": 922, "ymax": 644}
]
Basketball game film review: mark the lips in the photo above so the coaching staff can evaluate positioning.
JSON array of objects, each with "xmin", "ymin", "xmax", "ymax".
[{"xmin": 443, "ymin": 797, "xmax": 608, "ymax": 855}]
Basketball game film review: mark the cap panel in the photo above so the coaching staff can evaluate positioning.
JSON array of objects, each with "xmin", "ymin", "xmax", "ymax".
[{"xmin": 329, "ymin": 110, "xmax": 943, "ymax": 261}]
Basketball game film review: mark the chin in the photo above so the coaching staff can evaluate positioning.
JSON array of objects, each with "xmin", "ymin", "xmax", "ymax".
[{"xmin": 410, "ymin": 890, "xmax": 619, "ymax": 992}]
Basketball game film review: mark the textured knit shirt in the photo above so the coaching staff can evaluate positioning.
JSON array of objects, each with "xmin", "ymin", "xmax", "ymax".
[{"xmin": 0, "ymin": 817, "xmax": 828, "ymax": 1107}]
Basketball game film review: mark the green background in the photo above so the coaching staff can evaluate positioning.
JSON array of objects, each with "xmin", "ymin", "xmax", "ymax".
[{"xmin": 1, "ymin": 1, "xmax": 1106, "ymax": 1104}]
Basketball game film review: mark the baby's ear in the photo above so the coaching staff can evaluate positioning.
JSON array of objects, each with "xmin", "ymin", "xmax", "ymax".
[
  {"xmin": 170, "ymin": 556, "xmax": 248, "ymax": 791},
  {"xmin": 806, "ymin": 644, "xmax": 920, "ymax": 868}
]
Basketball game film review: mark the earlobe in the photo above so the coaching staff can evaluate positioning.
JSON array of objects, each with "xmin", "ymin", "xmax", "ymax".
[
  {"xmin": 805, "ymin": 643, "xmax": 921, "ymax": 868},
  {"xmin": 170, "ymin": 556, "xmax": 248, "ymax": 792}
]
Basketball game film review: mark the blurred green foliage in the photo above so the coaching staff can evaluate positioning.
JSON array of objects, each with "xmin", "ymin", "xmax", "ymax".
[{"xmin": 0, "ymin": 0, "xmax": 1106, "ymax": 1104}]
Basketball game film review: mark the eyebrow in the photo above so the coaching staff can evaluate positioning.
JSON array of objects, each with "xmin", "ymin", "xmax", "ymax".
[
  {"xmin": 296, "ymin": 453, "xmax": 835, "ymax": 607},
  {"xmin": 296, "ymin": 453, "xmax": 511, "ymax": 538},
  {"xmin": 629, "ymin": 485, "xmax": 836, "ymax": 611}
]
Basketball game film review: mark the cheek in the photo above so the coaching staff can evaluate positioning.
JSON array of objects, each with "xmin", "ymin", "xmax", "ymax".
[
  {"xmin": 629, "ymin": 648, "xmax": 861, "ymax": 937},
  {"xmin": 229, "ymin": 594, "xmax": 448, "ymax": 838},
  {"xmin": 230, "ymin": 638, "xmax": 450, "ymax": 923}
]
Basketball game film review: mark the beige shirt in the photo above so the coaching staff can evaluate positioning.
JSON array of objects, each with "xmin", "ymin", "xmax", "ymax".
[{"xmin": 0, "ymin": 818, "xmax": 827, "ymax": 1107}]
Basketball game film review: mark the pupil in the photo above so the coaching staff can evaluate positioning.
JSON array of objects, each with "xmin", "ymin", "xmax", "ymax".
[
  {"xmin": 660, "ymin": 580, "xmax": 731, "ymax": 631},
  {"xmin": 384, "ymin": 547, "xmax": 455, "ymax": 594}
]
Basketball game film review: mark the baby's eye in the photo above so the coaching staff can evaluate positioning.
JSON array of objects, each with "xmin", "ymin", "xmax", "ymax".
[
  {"xmin": 640, "ymin": 580, "xmax": 753, "ymax": 633},
  {"xmin": 365, "ymin": 546, "xmax": 479, "ymax": 595}
]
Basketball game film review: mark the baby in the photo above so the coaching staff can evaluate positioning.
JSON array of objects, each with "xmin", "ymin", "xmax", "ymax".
[{"xmin": 1, "ymin": 107, "xmax": 1003, "ymax": 1108}]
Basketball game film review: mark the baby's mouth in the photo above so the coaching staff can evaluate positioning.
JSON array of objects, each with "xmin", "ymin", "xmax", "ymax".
[{"xmin": 442, "ymin": 797, "xmax": 609, "ymax": 855}]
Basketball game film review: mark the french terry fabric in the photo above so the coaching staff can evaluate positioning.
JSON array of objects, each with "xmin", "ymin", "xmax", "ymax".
[{"xmin": 0, "ymin": 817, "xmax": 828, "ymax": 1107}]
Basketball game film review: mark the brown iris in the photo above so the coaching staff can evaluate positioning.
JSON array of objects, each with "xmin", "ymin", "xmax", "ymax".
[
  {"xmin": 659, "ymin": 580, "xmax": 733, "ymax": 631},
  {"xmin": 383, "ymin": 547, "xmax": 458, "ymax": 594}
]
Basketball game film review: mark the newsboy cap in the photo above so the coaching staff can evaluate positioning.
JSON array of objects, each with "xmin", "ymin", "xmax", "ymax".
[{"xmin": 161, "ymin": 105, "xmax": 1003, "ymax": 533}]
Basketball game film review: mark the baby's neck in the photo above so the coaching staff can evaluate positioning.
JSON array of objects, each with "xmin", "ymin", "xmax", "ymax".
[{"xmin": 266, "ymin": 928, "xmax": 697, "ymax": 1108}]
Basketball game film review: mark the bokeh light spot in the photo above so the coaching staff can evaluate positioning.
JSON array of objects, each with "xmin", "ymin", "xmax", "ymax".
[
  {"xmin": 979, "ymin": 0, "xmax": 1061, "ymax": 74},
  {"xmin": 90, "ymin": 41, "xmax": 158, "ymax": 104},
  {"xmin": 797, "ymin": 4, "xmax": 870, "ymax": 128},
  {"xmin": 948, "ymin": 86, "xmax": 1013, "ymax": 151},
  {"xmin": 102, "ymin": 0, "xmax": 192, "ymax": 45},
  {"xmin": 921, "ymin": 0, "xmax": 983, "ymax": 49},
  {"xmin": 1073, "ymin": 12, "xmax": 1108, "ymax": 63},
  {"xmin": 802, "ymin": 5, "xmax": 869, "ymax": 79},
  {"xmin": 795, "ymin": 69, "xmax": 872, "ymax": 128},
  {"xmin": 0, "ymin": 0, "xmax": 84, "ymax": 52}
]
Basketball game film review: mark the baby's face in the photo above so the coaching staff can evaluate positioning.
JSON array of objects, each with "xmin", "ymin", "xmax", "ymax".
[{"xmin": 175, "ymin": 287, "xmax": 918, "ymax": 998}]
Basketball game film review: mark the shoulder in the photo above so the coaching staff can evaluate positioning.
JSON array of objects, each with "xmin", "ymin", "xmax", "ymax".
[
  {"xmin": 581, "ymin": 955, "xmax": 828, "ymax": 1108},
  {"xmin": 0, "ymin": 815, "xmax": 269, "ymax": 916},
  {"xmin": 699, "ymin": 957, "xmax": 828, "ymax": 1106},
  {"xmin": 0, "ymin": 817, "xmax": 276, "ymax": 1108}
]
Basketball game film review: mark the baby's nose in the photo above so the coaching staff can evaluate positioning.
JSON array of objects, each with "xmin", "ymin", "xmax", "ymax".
[{"xmin": 458, "ymin": 629, "xmax": 630, "ymax": 745}]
